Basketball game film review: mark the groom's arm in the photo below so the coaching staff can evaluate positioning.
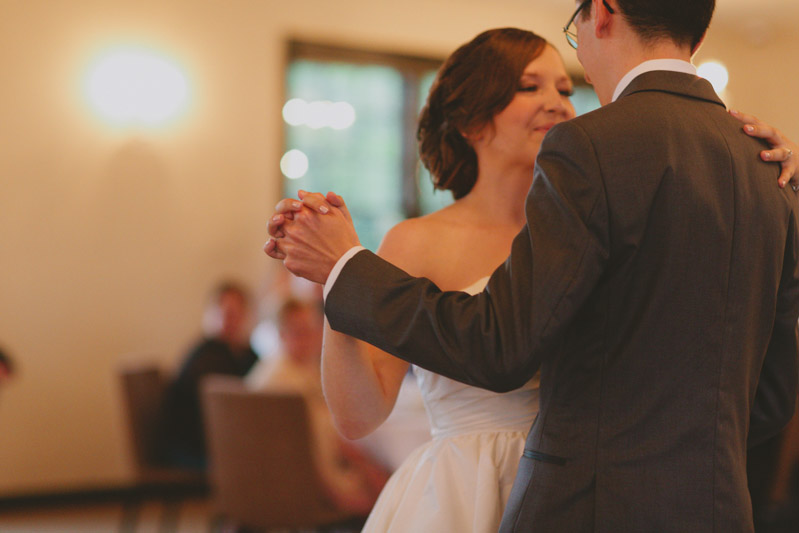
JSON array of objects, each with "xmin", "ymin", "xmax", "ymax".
[
  {"xmin": 748, "ymin": 205, "xmax": 799, "ymax": 447},
  {"xmin": 325, "ymin": 122, "xmax": 611, "ymax": 392}
]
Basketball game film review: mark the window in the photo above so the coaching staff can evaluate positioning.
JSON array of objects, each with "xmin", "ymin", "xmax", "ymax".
[
  {"xmin": 570, "ymin": 76, "xmax": 601, "ymax": 116},
  {"xmin": 281, "ymin": 41, "xmax": 599, "ymax": 250}
]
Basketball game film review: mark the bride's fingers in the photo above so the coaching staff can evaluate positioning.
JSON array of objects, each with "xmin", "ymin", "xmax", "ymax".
[
  {"xmin": 731, "ymin": 109, "xmax": 781, "ymax": 145},
  {"xmin": 776, "ymin": 154, "xmax": 797, "ymax": 190},
  {"xmin": 275, "ymin": 198, "xmax": 303, "ymax": 214},
  {"xmin": 730, "ymin": 109, "xmax": 798, "ymax": 188},
  {"xmin": 325, "ymin": 192, "xmax": 345, "ymax": 207},
  {"xmin": 772, "ymin": 152, "xmax": 796, "ymax": 189},
  {"xmin": 326, "ymin": 192, "xmax": 353, "ymax": 222},
  {"xmin": 298, "ymin": 190, "xmax": 334, "ymax": 214},
  {"xmin": 729, "ymin": 109, "xmax": 759, "ymax": 126},
  {"xmin": 263, "ymin": 238, "xmax": 286, "ymax": 260},
  {"xmin": 761, "ymin": 147, "xmax": 795, "ymax": 162},
  {"xmin": 268, "ymin": 214, "xmax": 287, "ymax": 238},
  {"xmin": 744, "ymin": 123, "xmax": 779, "ymax": 144}
]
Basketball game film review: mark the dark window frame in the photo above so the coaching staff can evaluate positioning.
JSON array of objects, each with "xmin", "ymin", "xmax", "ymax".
[{"xmin": 285, "ymin": 40, "xmax": 444, "ymax": 219}]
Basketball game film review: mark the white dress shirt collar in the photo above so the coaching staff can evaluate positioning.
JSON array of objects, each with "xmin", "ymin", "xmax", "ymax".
[{"xmin": 612, "ymin": 59, "xmax": 697, "ymax": 102}]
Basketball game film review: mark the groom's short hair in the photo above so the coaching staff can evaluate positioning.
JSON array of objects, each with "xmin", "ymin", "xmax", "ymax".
[{"xmin": 582, "ymin": 0, "xmax": 715, "ymax": 50}]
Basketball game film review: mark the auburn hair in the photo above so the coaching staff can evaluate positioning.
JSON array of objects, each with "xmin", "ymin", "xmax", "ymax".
[{"xmin": 417, "ymin": 28, "xmax": 547, "ymax": 199}]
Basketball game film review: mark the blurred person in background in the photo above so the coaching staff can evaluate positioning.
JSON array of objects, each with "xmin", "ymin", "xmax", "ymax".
[
  {"xmin": 249, "ymin": 268, "xmax": 323, "ymax": 360},
  {"xmin": 162, "ymin": 280, "xmax": 259, "ymax": 469},
  {"xmin": 0, "ymin": 347, "xmax": 14, "ymax": 391},
  {"xmin": 247, "ymin": 298, "xmax": 389, "ymax": 516}
]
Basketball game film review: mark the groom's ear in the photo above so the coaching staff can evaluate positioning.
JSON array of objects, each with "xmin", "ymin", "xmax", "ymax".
[{"xmin": 594, "ymin": 0, "xmax": 615, "ymax": 38}]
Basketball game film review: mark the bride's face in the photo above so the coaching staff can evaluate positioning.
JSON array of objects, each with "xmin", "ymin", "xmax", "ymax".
[{"xmin": 473, "ymin": 45, "xmax": 576, "ymax": 168}]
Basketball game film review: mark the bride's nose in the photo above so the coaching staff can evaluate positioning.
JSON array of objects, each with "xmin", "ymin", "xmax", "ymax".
[{"xmin": 542, "ymin": 87, "xmax": 568, "ymax": 115}]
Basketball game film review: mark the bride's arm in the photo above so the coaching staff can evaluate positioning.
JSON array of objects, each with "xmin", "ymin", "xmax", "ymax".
[
  {"xmin": 321, "ymin": 325, "xmax": 409, "ymax": 439},
  {"xmin": 321, "ymin": 221, "xmax": 423, "ymax": 440}
]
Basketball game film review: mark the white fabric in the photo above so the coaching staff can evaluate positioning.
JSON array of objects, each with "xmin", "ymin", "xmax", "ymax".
[
  {"xmin": 362, "ymin": 277, "xmax": 540, "ymax": 532},
  {"xmin": 612, "ymin": 59, "xmax": 697, "ymax": 102},
  {"xmin": 323, "ymin": 245, "xmax": 365, "ymax": 300}
]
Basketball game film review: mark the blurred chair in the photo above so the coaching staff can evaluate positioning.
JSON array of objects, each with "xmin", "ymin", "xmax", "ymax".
[
  {"xmin": 118, "ymin": 365, "xmax": 208, "ymax": 533},
  {"xmin": 201, "ymin": 375, "xmax": 360, "ymax": 532}
]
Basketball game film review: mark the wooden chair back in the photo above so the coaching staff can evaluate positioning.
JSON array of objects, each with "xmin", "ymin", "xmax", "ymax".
[{"xmin": 201, "ymin": 375, "xmax": 354, "ymax": 529}]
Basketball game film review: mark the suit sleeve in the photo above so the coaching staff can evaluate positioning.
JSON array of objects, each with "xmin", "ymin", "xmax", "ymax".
[
  {"xmin": 325, "ymin": 121, "xmax": 610, "ymax": 392},
  {"xmin": 749, "ymin": 201, "xmax": 799, "ymax": 447}
]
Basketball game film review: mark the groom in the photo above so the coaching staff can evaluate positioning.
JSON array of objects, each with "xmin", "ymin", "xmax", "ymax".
[{"xmin": 266, "ymin": 0, "xmax": 799, "ymax": 531}]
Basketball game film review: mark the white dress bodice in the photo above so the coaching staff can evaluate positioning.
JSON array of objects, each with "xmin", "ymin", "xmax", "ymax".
[
  {"xmin": 416, "ymin": 276, "xmax": 538, "ymax": 437},
  {"xmin": 415, "ymin": 366, "xmax": 539, "ymax": 438}
]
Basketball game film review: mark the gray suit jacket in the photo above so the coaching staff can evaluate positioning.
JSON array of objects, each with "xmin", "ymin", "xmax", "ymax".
[{"xmin": 326, "ymin": 71, "xmax": 799, "ymax": 532}]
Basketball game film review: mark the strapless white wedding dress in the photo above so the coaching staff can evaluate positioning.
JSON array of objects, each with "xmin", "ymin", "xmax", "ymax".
[{"xmin": 362, "ymin": 278, "xmax": 540, "ymax": 532}]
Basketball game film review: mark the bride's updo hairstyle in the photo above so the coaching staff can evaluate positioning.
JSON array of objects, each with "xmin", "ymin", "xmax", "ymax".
[{"xmin": 418, "ymin": 28, "xmax": 547, "ymax": 199}]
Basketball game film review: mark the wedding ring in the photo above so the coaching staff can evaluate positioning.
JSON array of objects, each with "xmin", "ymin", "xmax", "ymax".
[
  {"xmin": 788, "ymin": 148, "xmax": 794, "ymax": 159},
  {"xmin": 791, "ymin": 183, "xmax": 799, "ymax": 193}
]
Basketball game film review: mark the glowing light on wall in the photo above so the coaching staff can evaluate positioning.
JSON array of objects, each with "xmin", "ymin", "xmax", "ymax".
[
  {"xmin": 282, "ymin": 98, "xmax": 355, "ymax": 130},
  {"xmin": 697, "ymin": 61, "xmax": 729, "ymax": 94},
  {"xmin": 281, "ymin": 149, "xmax": 309, "ymax": 179},
  {"xmin": 85, "ymin": 46, "xmax": 190, "ymax": 127}
]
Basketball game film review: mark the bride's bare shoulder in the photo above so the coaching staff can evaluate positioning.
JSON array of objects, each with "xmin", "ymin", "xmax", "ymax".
[{"xmin": 377, "ymin": 208, "xmax": 463, "ymax": 274}]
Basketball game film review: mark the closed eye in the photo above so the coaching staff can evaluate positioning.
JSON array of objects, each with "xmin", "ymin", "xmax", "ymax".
[{"xmin": 517, "ymin": 85, "xmax": 539, "ymax": 93}]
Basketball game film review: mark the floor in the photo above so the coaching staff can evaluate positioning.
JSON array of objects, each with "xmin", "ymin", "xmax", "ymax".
[
  {"xmin": 0, "ymin": 497, "xmax": 214, "ymax": 533},
  {"xmin": 2, "ymin": 492, "xmax": 792, "ymax": 532},
  {"xmin": 0, "ymin": 497, "xmax": 365, "ymax": 533}
]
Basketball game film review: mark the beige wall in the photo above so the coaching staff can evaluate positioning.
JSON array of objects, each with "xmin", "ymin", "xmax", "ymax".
[
  {"xmin": 0, "ymin": 0, "xmax": 796, "ymax": 495},
  {"xmin": 696, "ymin": 27, "xmax": 798, "ymax": 140}
]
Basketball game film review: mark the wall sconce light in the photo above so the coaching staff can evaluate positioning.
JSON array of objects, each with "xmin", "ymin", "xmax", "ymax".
[{"xmin": 84, "ymin": 45, "xmax": 190, "ymax": 127}]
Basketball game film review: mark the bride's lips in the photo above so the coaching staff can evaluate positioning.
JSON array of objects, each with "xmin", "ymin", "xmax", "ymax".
[{"xmin": 534, "ymin": 123, "xmax": 556, "ymax": 133}]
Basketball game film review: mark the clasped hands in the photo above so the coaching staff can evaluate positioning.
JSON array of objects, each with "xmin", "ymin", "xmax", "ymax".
[{"xmin": 264, "ymin": 190, "xmax": 361, "ymax": 284}]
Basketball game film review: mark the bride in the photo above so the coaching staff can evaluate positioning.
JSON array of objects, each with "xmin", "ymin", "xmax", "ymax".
[
  {"xmin": 267, "ymin": 28, "xmax": 798, "ymax": 532},
  {"xmin": 321, "ymin": 28, "xmax": 569, "ymax": 531}
]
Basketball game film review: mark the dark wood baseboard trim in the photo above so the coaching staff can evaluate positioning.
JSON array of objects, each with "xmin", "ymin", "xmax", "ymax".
[{"xmin": 0, "ymin": 483, "xmax": 209, "ymax": 512}]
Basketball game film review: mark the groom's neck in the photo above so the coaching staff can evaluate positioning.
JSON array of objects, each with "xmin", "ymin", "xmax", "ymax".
[{"xmin": 583, "ymin": 18, "xmax": 694, "ymax": 105}]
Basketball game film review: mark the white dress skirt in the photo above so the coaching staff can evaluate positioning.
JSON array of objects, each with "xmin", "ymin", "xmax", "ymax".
[{"xmin": 362, "ymin": 278, "xmax": 540, "ymax": 532}]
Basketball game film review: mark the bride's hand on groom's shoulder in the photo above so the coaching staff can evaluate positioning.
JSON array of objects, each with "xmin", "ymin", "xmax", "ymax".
[{"xmin": 730, "ymin": 109, "xmax": 798, "ymax": 190}]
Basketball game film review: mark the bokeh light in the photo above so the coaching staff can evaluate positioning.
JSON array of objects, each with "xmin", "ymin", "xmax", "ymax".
[
  {"xmin": 282, "ymin": 98, "xmax": 309, "ymax": 126},
  {"xmin": 697, "ymin": 61, "xmax": 729, "ymax": 94},
  {"xmin": 328, "ymin": 102, "xmax": 356, "ymax": 130},
  {"xmin": 280, "ymin": 149, "xmax": 309, "ymax": 179},
  {"xmin": 282, "ymin": 99, "xmax": 356, "ymax": 130}
]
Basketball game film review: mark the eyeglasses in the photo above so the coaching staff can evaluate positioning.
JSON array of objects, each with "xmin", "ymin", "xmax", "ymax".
[{"xmin": 563, "ymin": 0, "xmax": 616, "ymax": 50}]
